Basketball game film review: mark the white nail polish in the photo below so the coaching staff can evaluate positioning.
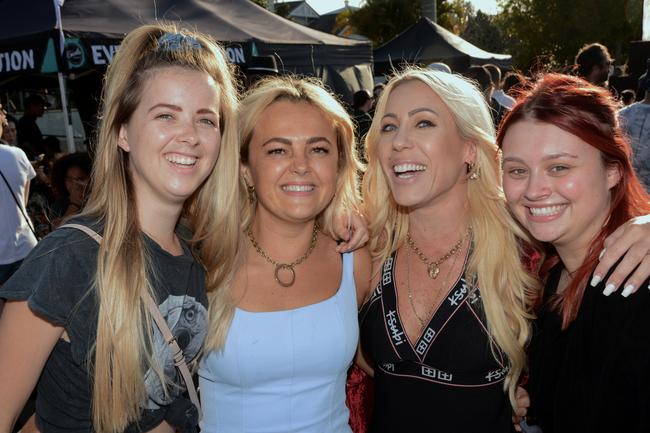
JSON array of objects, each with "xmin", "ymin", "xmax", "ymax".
[
  {"xmin": 603, "ymin": 283, "xmax": 616, "ymax": 296},
  {"xmin": 590, "ymin": 275, "xmax": 602, "ymax": 287},
  {"xmin": 598, "ymin": 248, "xmax": 606, "ymax": 260},
  {"xmin": 622, "ymin": 284, "xmax": 635, "ymax": 298}
]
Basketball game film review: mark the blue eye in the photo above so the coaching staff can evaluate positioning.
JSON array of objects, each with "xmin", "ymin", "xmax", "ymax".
[
  {"xmin": 416, "ymin": 120, "xmax": 434, "ymax": 128},
  {"xmin": 199, "ymin": 118, "xmax": 217, "ymax": 127},
  {"xmin": 380, "ymin": 123, "xmax": 396, "ymax": 133},
  {"xmin": 156, "ymin": 113, "xmax": 173, "ymax": 120}
]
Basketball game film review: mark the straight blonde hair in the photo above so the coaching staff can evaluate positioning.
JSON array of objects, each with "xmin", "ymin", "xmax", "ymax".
[
  {"xmin": 203, "ymin": 76, "xmax": 362, "ymax": 351},
  {"xmin": 79, "ymin": 23, "xmax": 240, "ymax": 432},
  {"xmin": 362, "ymin": 67, "xmax": 540, "ymax": 405}
]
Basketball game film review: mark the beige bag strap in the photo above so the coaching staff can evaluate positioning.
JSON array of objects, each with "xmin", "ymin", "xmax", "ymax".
[{"xmin": 60, "ymin": 223, "xmax": 203, "ymax": 420}]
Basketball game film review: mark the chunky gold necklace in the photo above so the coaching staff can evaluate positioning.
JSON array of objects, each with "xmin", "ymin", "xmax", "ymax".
[
  {"xmin": 406, "ymin": 228, "xmax": 469, "ymax": 279},
  {"xmin": 247, "ymin": 223, "xmax": 319, "ymax": 287}
]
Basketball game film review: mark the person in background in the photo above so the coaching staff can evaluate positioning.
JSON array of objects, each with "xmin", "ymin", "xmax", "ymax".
[
  {"xmin": 0, "ymin": 101, "xmax": 37, "ymax": 286},
  {"xmin": 503, "ymin": 71, "xmax": 525, "ymax": 97},
  {"xmin": 621, "ymin": 89, "xmax": 636, "ymax": 107},
  {"xmin": 2, "ymin": 114, "xmax": 18, "ymax": 146},
  {"xmin": 485, "ymin": 64, "xmax": 516, "ymax": 110},
  {"xmin": 619, "ymin": 71, "xmax": 650, "ymax": 192},
  {"xmin": 373, "ymin": 83, "xmax": 386, "ymax": 101},
  {"xmin": 49, "ymin": 152, "xmax": 92, "ymax": 227},
  {"xmin": 465, "ymin": 65, "xmax": 506, "ymax": 128},
  {"xmin": 17, "ymin": 94, "xmax": 49, "ymax": 160},
  {"xmin": 574, "ymin": 42, "xmax": 612, "ymax": 88},
  {"xmin": 352, "ymin": 89, "xmax": 374, "ymax": 161},
  {"xmin": 499, "ymin": 73, "xmax": 650, "ymax": 433}
]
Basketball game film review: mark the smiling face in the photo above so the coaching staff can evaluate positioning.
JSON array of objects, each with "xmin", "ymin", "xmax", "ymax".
[
  {"xmin": 376, "ymin": 79, "xmax": 474, "ymax": 210},
  {"xmin": 118, "ymin": 66, "xmax": 221, "ymax": 210},
  {"xmin": 501, "ymin": 120, "xmax": 620, "ymax": 251},
  {"xmin": 242, "ymin": 99, "xmax": 339, "ymax": 225}
]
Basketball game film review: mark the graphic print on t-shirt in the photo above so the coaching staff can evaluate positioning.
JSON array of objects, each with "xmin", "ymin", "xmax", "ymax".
[{"xmin": 143, "ymin": 294, "xmax": 207, "ymax": 408}]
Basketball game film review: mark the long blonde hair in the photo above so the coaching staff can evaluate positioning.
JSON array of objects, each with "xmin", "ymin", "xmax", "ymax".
[
  {"xmin": 79, "ymin": 23, "xmax": 240, "ymax": 432},
  {"xmin": 203, "ymin": 75, "xmax": 362, "ymax": 351},
  {"xmin": 362, "ymin": 67, "xmax": 539, "ymax": 405}
]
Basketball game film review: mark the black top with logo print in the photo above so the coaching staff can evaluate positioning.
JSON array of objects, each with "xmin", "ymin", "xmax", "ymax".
[{"xmin": 359, "ymin": 251, "xmax": 514, "ymax": 433}]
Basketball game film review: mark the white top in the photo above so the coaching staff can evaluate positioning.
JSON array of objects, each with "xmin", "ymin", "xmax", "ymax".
[
  {"xmin": 198, "ymin": 252, "xmax": 358, "ymax": 433},
  {"xmin": 493, "ymin": 89, "xmax": 516, "ymax": 109},
  {"xmin": 0, "ymin": 144, "xmax": 37, "ymax": 264}
]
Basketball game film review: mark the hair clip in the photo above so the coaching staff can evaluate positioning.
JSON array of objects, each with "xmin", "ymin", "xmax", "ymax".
[{"xmin": 157, "ymin": 32, "xmax": 201, "ymax": 51}]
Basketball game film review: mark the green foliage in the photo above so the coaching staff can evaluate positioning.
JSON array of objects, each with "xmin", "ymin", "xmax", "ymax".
[
  {"xmin": 462, "ymin": 11, "xmax": 506, "ymax": 55},
  {"xmin": 349, "ymin": 0, "xmax": 475, "ymax": 46},
  {"xmin": 250, "ymin": 0, "xmax": 267, "ymax": 8},
  {"xmin": 496, "ymin": 0, "xmax": 643, "ymax": 70}
]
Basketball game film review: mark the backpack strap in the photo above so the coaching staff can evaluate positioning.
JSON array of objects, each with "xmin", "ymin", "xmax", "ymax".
[{"xmin": 60, "ymin": 223, "xmax": 203, "ymax": 420}]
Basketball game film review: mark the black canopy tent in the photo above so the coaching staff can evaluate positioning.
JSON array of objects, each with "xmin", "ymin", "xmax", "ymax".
[
  {"xmin": 0, "ymin": 0, "xmax": 373, "ymax": 149},
  {"xmin": 373, "ymin": 17, "xmax": 511, "ymax": 76}
]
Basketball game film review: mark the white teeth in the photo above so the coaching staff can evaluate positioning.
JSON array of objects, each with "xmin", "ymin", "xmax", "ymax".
[
  {"xmin": 165, "ymin": 154, "xmax": 197, "ymax": 166},
  {"xmin": 283, "ymin": 184, "xmax": 314, "ymax": 192},
  {"xmin": 529, "ymin": 205, "xmax": 564, "ymax": 216},
  {"xmin": 393, "ymin": 163, "xmax": 426, "ymax": 174}
]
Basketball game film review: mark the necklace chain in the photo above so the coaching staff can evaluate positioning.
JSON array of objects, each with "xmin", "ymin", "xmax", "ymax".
[
  {"xmin": 407, "ymin": 240, "xmax": 462, "ymax": 330},
  {"xmin": 246, "ymin": 223, "xmax": 319, "ymax": 287},
  {"xmin": 406, "ymin": 228, "xmax": 470, "ymax": 279}
]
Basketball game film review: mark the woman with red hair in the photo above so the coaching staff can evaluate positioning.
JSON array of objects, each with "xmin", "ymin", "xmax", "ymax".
[{"xmin": 499, "ymin": 74, "xmax": 650, "ymax": 433}]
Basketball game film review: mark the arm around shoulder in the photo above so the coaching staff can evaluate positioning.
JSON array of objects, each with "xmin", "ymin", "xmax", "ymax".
[
  {"xmin": 0, "ymin": 300, "xmax": 63, "ymax": 431},
  {"xmin": 353, "ymin": 247, "xmax": 372, "ymax": 308}
]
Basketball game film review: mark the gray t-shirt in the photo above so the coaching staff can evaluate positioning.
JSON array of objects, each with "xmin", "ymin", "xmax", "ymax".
[
  {"xmin": 619, "ymin": 102, "xmax": 650, "ymax": 191},
  {"xmin": 0, "ymin": 219, "xmax": 208, "ymax": 432}
]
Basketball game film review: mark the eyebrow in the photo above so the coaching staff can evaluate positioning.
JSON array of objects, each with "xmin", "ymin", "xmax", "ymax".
[
  {"xmin": 261, "ymin": 136, "xmax": 333, "ymax": 146},
  {"xmin": 148, "ymin": 103, "xmax": 218, "ymax": 115},
  {"xmin": 382, "ymin": 107, "xmax": 439, "ymax": 120},
  {"xmin": 503, "ymin": 152, "xmax": 579, "ymax": 163}
]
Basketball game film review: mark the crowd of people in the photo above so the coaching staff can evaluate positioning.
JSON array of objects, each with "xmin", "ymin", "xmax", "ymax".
[{"xmin": 1, "ymin": 23, "xmax": 649, "ymax": 433}]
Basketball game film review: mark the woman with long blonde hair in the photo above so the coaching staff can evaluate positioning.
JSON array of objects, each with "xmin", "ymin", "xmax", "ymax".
[
  {"xmin": 359, "ymin": 67, "xmax": 539, "ymax": 432},
  {"xmin": 198, "ymin": 76, "xmax": 372, "ymax": 433},
  {"xmin": 0, "ymin": 23, "xmax": 240, "ymax": 433}
]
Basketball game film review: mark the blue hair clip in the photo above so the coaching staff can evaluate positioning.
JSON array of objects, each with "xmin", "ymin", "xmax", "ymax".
[{"xmin": 157, "ymin": 32, "xmax": 201, "ymax": 51}]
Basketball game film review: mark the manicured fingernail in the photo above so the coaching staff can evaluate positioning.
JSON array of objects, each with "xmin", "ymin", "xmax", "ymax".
[
  {"xmin": 598, "ymin": 248, "xmax": 606, "ymax": 260},
  {"xmin": 603, "ymin": 283, "xmax": 616, "ymax": 296},
  {"xmin": 590, "ymin": 275, "xmax": 602, "ymax": 287},
  {"xmin": 622, "ymin": 284, "xmax": 635, "ymax": 298}
]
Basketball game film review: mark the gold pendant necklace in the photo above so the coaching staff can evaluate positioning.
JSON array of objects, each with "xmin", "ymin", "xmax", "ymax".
[
  {"xmin": 406, "ymin": 228, "xmax": 470, "ymax": 279},
  {"xmin": 247, "ymin": 223, "xmax": 319, "ymax": 287},
  {"xmin": 406, "ymin": 239, "xmax": 462, "ymax": 330}
]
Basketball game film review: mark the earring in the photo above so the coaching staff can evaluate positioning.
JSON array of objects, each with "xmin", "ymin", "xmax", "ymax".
[
  {"xmin": 466, "ymin": 161, "xmax": 479, "ymax": 180},
  {"xmin": 246, "ymin": 183, "xmax": 256, "ymax": 203}
]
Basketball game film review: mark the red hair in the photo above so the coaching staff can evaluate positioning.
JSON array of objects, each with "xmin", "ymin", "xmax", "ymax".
[{"xmin": 496, "ymin": 73, "xmax": 650, "ymax": 329}]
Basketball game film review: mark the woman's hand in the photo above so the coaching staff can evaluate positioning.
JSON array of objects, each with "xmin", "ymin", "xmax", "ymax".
[
  {"xmin": 512, "ymin": 386, "xmax": 530, "ymax": 432},
  {"xmin": 333, "ymin": 211, "xmax": 369, "ymax": 253},
  {"xmin": 592, "ymin": 215, "xmax": 650, "ymax": 297}
]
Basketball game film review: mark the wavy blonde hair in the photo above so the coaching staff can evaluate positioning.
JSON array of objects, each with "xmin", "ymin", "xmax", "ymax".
[
  {"xmin": 362, "ymin": 67, "xmax": 539, "ymax": 405},
  {"xmin": 78, "ymin": 23, "xmax": 240, "ymax": 432},
  {"xmin": 203, "ymin": 75, "xmax": 362, "ymax": 351}
]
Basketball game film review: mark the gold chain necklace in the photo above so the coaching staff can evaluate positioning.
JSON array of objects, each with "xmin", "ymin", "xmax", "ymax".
[
  {"xmin": 246, "ymin": 223, "xmax": 319, "ymax": 287},
  {"xmin": 406, "ymin": 228, "xmax": 469, "ymax": 279},
  {"xmin": 406, "ymin": 241, "xmax": 462, "ymax": 330}
]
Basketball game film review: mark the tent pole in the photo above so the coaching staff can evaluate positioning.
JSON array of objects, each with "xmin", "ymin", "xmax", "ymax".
[
  {"xmin": 57, "ymin": 72, "xmax": 75, "ymax": 153},
  {"xmin": 54, "ymin": 0, "xmax": 75, "ymax": 153}
]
